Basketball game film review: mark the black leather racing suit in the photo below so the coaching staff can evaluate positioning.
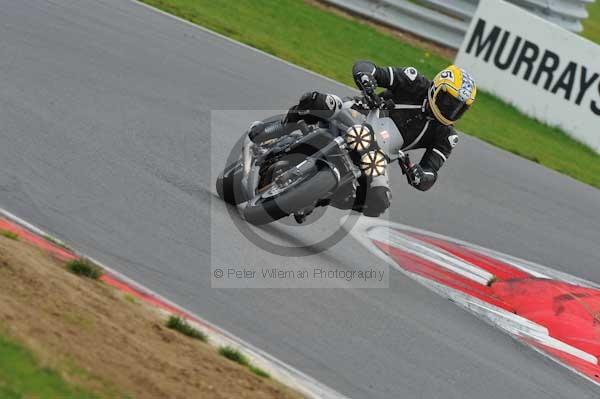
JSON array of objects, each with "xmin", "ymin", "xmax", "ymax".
[
  {"xmin": 282, "ymin": 61, "xmax": 460, "ymax": 216},
  {"xmin": 351, "ymin": 60, "xmax": 459, "ymax": 191}
]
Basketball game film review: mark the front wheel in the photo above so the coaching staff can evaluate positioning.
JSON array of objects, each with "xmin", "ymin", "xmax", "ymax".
[
  {"xmin": 216, "ymin": 160, "xmax": 248, "ymax": 205},
  {"xmin": 243, "ymin": 167, "xmax": 338, "ymax": 225}
]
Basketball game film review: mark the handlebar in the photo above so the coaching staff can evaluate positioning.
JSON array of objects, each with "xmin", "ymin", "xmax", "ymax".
[
  {"xmin": 360, "ymin": 88, "xmax": 394, "ymax": 111},
  {"xmin": 361, "ymin": 87, "xmax": 383, "ymax": 109}
]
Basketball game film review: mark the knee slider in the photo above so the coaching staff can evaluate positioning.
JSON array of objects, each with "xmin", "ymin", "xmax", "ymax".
[
  {"xmin": 363, "ymin": 186, "xmax": 390, "ymax": 217},
  {"xmin": 298, "ymin": 91, "xmax": 320, "ymax": 108}
]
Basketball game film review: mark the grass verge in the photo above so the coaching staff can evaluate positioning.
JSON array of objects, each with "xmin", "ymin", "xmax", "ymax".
[
  {"xmin": 66, "ymin": 258, "xmax": 103, "ymax": 280},
  {"xmin": 0, "ymin": 229, "xmax": 18, "ymax": 240},
  {"xmin": 219, "ymin": 346, "xmax": 270, "ymax": 378},
  {"xmin": 0, "ymin": 227, "xmax": 301, "ymax": 398},
  {"xmin": 166, "ymin": 315, "xmax": 208, "ymax": 342},
  {"xmin": 583, "ymin": 2, "xmax": 600, "ymax": 44},
  {"xmin": 249, "ymin": 364, "xmax": 272, "ymax": 378},
  {"xmin": 140, "ymin": 0, "xmax": 600, "ymax": 189},
  {"xmin": 0, "ymin": 333, "xmax": 99, "ymax": 399}
]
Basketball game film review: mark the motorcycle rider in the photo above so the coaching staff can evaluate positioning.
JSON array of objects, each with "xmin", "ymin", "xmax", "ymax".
[{"xmin": 251, "ymin": 61, "xmax": 477, "ymax": 217}]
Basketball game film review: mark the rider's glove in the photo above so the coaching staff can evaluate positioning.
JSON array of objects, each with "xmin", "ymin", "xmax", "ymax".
[
  {"xmin": 355, "ymin": 72, "xmax": 380, "ymax": 109},
  {"xmin": 406, "ymin": 164, "xmax": 437, "ymax": 191},
  {"xmin": 383, "ymin": 99, "xmax": 396, "ymax": 110},
  {"xmin": 354, "ymin": 72, "xmax": 377, "ymax": 95},
  {"xmin": 406, "ymin": 164, "xmax": 425, "ymax": 187}
]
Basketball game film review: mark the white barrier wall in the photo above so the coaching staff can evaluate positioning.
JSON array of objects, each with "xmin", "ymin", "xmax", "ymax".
[{"xmin": 456, "ymin": 0, "xmax": 600, "ymax": 153}]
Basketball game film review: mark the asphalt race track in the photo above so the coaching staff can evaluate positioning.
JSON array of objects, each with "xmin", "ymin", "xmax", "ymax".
[{"xmin": 1, "ymin": 1, "xmax": 600, "ymax": 398}]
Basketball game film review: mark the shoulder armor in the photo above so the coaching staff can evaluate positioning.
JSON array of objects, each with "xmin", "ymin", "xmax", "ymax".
[{"xmin": 403, "ymin": 67, "xmax": 419, "ymax": 82}]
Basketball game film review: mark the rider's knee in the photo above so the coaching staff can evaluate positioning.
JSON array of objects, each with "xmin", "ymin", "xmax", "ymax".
[
  {"xmin": 296, "ymin": 92, "xmax": 341, "ymax": 120},
  {"xmin": 363, "ymin": 186, "xmax": 391, "ymax": 217}
]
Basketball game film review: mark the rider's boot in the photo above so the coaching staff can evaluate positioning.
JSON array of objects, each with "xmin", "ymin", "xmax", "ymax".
[
  {"xmin": 248, "ymin": 120, "xmax": 285, "ymax": 143},
  {"xmin": 294, "ymin": 197, "xmax": 331, "ymax": 224},
  {"xmin": 293, "ymin": 213, "xmax": 307, "ymax": 224},
  {"xmin": 293, "ymin": 209, "xmax": 313, "ymax": 224}
]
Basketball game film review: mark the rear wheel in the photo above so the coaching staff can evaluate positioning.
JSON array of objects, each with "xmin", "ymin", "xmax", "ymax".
[{"xmin": 243, "ymin": 166, "xmax": 337, "ymax": 225}]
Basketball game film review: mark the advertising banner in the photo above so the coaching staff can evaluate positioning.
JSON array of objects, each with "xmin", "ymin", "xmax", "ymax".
[{"xmin": 456, "ymin": 0, "xmax": 600, "ymax": 152}]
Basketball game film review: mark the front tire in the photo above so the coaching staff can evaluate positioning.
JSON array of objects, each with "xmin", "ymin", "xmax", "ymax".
[
  {"xmin": 216, "ymin": 161, "xmax": 248, "ymax": 205},
  {"xmin": 243, "ymin": 167, "xmax": 338, "ymax": 225}
]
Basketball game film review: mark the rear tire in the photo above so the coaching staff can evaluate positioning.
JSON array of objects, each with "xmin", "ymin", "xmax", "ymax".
[{"xmin": 243, "ymin": 167, "xmax": 337, "ymax": 225}]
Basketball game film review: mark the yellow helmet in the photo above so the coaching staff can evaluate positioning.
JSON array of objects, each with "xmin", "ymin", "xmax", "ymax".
[{"xmin": 428, "ymin": 65, "xmax": 476, "ymax": 126}]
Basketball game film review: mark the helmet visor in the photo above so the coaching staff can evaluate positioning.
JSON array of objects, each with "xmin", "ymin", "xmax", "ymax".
[{"xmin": 435, "ymin": 91, "xmax": 469, "ymax": 122}]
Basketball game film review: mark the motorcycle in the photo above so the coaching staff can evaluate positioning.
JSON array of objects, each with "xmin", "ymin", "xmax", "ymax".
[{"xmin": 216, "ymin": 89, "xmax": 414, "ymax": 225}]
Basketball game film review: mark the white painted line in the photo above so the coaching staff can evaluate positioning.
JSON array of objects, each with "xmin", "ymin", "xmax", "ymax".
[
  {"xmin": 367, "ymin": 226, "xmax": 495, "ymax": 286},
  {"xmin": 0, "ymin": 208, "xmax": 59, "ymax": 242},
  {"xmin": 466, "ymin": 300, "xmax": 597, "ymax": 365},
  {"xmin": 0, "ymin": 207, "xmax": 349, "ymax": 399},
  {"xmin": 350, "ymin": 215, "xmax": 600, "ymax": 288},
  {"xmin": 344, "ymin": 215, "xmax": 600, "ymax": 387},
  {"xmin": 419, "ymin": 276, "xmax": 600, "ymax": 383},
  {"xmin": 406, "ymin": 273, "xmax": 600, "ymax": 387}
]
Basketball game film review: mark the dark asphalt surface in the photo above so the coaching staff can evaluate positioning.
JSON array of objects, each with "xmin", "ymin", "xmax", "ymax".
[{"xmin": 1, "ymin": 1, "xmax": 600, "ymax": 398}]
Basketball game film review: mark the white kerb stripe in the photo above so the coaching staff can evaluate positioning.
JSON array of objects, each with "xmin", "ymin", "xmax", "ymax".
[
  {"xmin": 433, "ymin": 148, "xmax": 447, "ymax": 162},
  {"xmin": 388, "ymin": 67, "xmax": 394, "ymax": 86}
]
